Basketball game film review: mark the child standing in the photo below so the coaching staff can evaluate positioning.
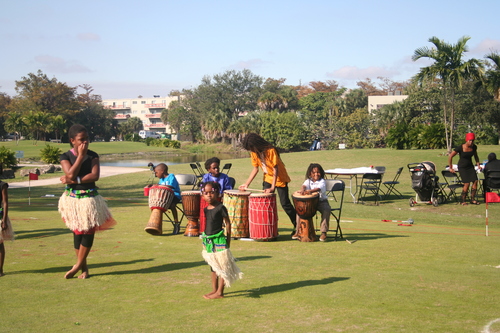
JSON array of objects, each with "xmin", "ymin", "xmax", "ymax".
[
  {"xmin": 238, "ymin": 133, "xmax": 297, "ymax": 236},
  {"xmin": 58, "ymin": 124, "xmax": 116, "ymax": 279},
  {"xmin": 299, "ymin": 163, "xmax": 330, "ymax": 242},
  {"xmin": 201, "ymin": 181, "xmax": 242, "ymax": 299},
  {"xmin": 154, "ymin": 163, "xmax": 182, "ymax": 234},
  {"xmin": 0, "ymin": 180, "xmax": 15, "ymax": 276}
]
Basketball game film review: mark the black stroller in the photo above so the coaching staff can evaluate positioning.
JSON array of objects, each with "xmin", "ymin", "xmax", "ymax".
[{"xmin": 407, "ymin": 161, "xmax": 445, "ymax": 207}]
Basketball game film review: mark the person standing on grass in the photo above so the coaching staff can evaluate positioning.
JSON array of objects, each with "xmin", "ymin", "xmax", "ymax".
[
  {"xmin": 448, "ymin": 132, "xmax": 482, "ymax": 205},
  {"xmin": 0, "ymin": 180, "xmax": 15, "ymax": 277},
  {"xmin": 201, "ymin": 181, "xmax": 242, "ymax": 299},
  {"xmin": 58, "ymin": 124, "xmax": 116, "ymax": 279},
  {"xmin": 238, "ymin": 133, "xmax": 297, "ymax": 237}
]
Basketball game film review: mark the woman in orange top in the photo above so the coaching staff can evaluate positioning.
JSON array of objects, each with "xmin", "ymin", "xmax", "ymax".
[{"xmin": 239, "ymin": 133, "xmax": 297, "ymax": 236}]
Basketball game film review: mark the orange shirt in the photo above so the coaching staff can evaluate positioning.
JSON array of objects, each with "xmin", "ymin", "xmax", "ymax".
[{"xmin": 250, "ymin": 148, "xmax": 291, "ymax": 187}]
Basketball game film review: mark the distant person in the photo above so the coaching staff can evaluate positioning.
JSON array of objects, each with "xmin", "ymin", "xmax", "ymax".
[
  {"xmin": 58, "ymin": 124, "xmax": 117, "ymax": 279},
  {"xmin": 316, "ymin": 139, "xmax": 322, "ymax": 150},
  {"xmin": 238, "ymin": 133, "xmax": 297, "ymax": 236},
  {"xmin": 201, "ymin": 157, "xmax": 232, "ymax": 194},
  {"xmin": 0, "ymin": 180, "xmax": 15, "ymax": 277},
  {"xmin": 483, "ymin": 153, "xmax": 500, "ymax": 194},
  {"xmin": 154, "ymin": 163, "xmax": 182, "ymax": 234},
  {"xmin": 448, "ymin": 132, "xmax": 481, "ymax": 205},
  {"xmin": 201, "ymin": 181, "xmax": 242, "ymax": 299},
  {"xmin": 310, "ymin": 139, "xmax": 318, "ymax": 151}
]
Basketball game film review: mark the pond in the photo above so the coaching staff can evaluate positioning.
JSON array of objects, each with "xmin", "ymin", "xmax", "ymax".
[{"xmin": 99, "ymin": 151, "xmax": 248, "ymax": 168}]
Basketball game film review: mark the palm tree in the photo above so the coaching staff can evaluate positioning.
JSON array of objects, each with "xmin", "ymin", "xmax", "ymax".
[
  {"xmin": 4, "ymin": 111, "xmax": 25, "ymax": 145},
  {"xmin": 412, "ymin": 36, "xmax": 484, "ymax": 153},
  {"xmin": 48, "ymin": 114, "xmax": 67, "ymax": 142},
  {"xmin": 484, "ymin": 52, "xmax": 500, "ymax": 101}
]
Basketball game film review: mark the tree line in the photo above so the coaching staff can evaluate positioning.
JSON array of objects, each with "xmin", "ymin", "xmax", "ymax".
[{"xmin": 1, "ymin": 36, "xmax": 500, "ymax": 153}]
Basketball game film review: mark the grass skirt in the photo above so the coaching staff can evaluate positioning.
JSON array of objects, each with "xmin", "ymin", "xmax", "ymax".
[
  {"xmin": 202, "ymin": 248, "xmax": 243, "ymax": 287},
  {"xmin": 58, "ymin": 192, "xmax": 116, "ymax": 232},
  {"xmin": 0, "ymin": 217, "xmax": 15, "ymax": 242}
]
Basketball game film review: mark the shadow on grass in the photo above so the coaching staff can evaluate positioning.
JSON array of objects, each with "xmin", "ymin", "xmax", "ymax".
[
  {"xmin": 13, "ymin": 228, "xmax": 69, "ymax": 239},
  {"xmin": 9, "ymin": 258, "xmax": 156, "ymax": 275},
  {"xmin": 93, "ymin": 255, "xmax": 272, "ymax": 276},
  {"xmin": 226, "ymin": 276, "xmax": 349, "ymax": 298},
  {"xmin": 338, "ymin": 233, "xmax": 408, "ymax": 242}
]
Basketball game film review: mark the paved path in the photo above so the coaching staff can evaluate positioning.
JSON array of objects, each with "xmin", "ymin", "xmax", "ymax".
[{"xmin": 9, "ymin": 166, "xmax": 148, "ymax": 188}]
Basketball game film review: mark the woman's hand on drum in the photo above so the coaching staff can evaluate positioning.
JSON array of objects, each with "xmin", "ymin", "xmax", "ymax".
[
  {"xmin": 264, "ymin": 187, "xmax": 275, "ymax": 194},
  {"xmin": 238, "ymin": 184, "xmax": 248, "ymax": 191}
]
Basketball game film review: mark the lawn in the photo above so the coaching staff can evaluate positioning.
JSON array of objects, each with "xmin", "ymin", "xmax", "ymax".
[{"xmin": 2, "ymin": 146, "xmax": 500, "ymax": 332}]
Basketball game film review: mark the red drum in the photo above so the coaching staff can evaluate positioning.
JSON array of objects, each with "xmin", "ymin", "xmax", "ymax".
[
  {"xmin": 223, "ymin": 190, "xmax": 251, "ymax": 238},
  {"xmin": 145, "ymin": 185, "xmax": 175, "ymax": 236},
  {"xmin": 181, "ymin": 191, "xmax": 201, "ymax": 237},
  {"xmin": 199, "ymin": 195, "xmax": 221, "ymax": 233},
  {"xmin": 248, "ymin": 193, "xmax": 278, "ymax": 241},
  {"xmin": 292, "ymin": 191, "xmax": 319, "ymax": 242}
]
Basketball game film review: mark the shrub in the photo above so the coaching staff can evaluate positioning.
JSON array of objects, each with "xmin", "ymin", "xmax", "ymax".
[
  {"xmin": 0, "ymin": 146, "xmax": 17, "ymax": 172},
  {"xmin": 40, "ymin": 144, "xmax": 62, "ymax": 164}
]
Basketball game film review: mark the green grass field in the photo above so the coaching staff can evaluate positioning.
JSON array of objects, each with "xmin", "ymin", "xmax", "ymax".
[{"xmin": 2, "ymin": 146, "xmax": 500, "ymax": 332}]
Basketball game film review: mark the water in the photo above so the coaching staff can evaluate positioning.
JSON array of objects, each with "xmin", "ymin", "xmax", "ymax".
[{"xmin": 100, "ymin": 152, "xmax": 247, "ymax": 168}]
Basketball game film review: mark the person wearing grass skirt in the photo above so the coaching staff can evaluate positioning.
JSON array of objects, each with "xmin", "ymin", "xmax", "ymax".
[
  {"xmin": 201, "ymin": 181, "xmax": 242, "ymax": 299},
  {"xmin": 58, "ymin": 124, "xmax": 116, "ymax": 279},
  {"xmin": 0, "ymin": 180, "xmax": 15, "ymax": 277}
]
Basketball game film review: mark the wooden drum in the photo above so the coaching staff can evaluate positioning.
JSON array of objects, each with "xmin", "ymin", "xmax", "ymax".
[
  {"xmin": 145, "ymin": 185, "xmax": 175, "ymax": 236},
  {"xmin": 181, "ymin": 191, "xmax": 201, "ymax": 237},
  {"xmin": 248, "ymin": 193, "xmax": 278, "ymax": 241},
  {"xmin": 292, "ymin": 191, "xmax": 319, "ymax": 242},
  {"xmin": 223, "ymin": 190, "xmax": 251, "ymax": 238}
]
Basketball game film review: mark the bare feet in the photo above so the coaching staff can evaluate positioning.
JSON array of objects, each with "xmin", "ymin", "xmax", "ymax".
[
  {"xmin": 203, "ymin": 291, "xmax": 216, "ymax": 299},
  {"xmin": 78, "ymin": 271, "xmax": 90, "ymax": 279},
  {"xmin": 203, "ymin": 293, "xmax": 224, "ymax": 299},
  {"xmin": 0, "ymin": 272, "xmax": 5, "ymax": 277},
  {"xmin": 64, "ymin": 265, "xmax": 79, "ymax": 279}
]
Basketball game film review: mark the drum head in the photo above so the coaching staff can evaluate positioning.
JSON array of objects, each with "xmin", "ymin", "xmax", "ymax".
[
  {"xmin": 224, "ymin": 190, "xmax": 251, "ymax": 196},
  {"xmin": 292, "ymin": 191, "xmax": 319, "ymax": 199},
  {"xmin": 182, "ymin": 191, "xmax": 201, "ymax": 196},
  {"xmin": 250, "ymin": 193, "xmax": 275, "ymax": 198}
]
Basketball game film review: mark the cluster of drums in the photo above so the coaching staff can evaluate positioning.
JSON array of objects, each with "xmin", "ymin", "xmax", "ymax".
[{"xmin": 144, "ymin": 186, "xmax": 280, "ymax": 241}]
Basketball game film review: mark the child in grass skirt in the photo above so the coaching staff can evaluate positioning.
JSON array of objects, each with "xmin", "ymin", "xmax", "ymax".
[
  {"xmin": 0, "ymin": 180, "xmax": 15, "ymax": 277},
  {"xmin": 58, "ymin": 124, "xmax": 116, "ymax": 279},
  {"xmin": 201, "ymin": 181, "xmax": 242, "ymax": 299}
]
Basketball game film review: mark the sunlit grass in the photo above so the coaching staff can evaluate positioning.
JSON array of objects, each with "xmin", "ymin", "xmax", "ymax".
[{"xmin": 2, "ymin": 147, "xmax": 500, "ymax": 332}]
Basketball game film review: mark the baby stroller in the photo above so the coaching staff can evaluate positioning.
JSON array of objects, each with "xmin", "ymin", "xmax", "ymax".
[{"xmin": 407, "ymin": 161, "xmax": 445, "ymax": 207}]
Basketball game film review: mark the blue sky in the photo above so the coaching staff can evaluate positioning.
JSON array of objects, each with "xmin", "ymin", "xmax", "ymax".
[{"xmin": 1, "ymin": 0, "xmax": 499, "ymax": 99}]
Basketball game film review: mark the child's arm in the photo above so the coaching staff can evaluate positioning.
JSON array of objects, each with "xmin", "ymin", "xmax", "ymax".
[
  {"xmin": 1, "ymin": 185, "xmax": 8, "ymax": 230},
  {"xmin": 224, "ymin": 216, "xmax": 231, "ymax": 249}
]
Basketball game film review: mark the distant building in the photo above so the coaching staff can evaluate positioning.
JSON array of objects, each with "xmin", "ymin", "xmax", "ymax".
[
  {"xmin": 368, "ymin": 93, "xmax": 408, "ymax": 115},
  {"xmin": 102, "ymin": 95, "xmax": 184, "ymax": 139}
]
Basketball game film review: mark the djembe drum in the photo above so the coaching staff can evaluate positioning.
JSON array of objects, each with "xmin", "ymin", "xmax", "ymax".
[
  {"xmin": 248, "ymin": 193, "xmax": 278, "ymax": 241},
  {"xmin": 223, "ymin": 190, "xmax": 251, "ymax": 238},
  {"xmin": 181, "ymin": 191, "xmax": 201, "ymax": 237},
  {"xmin": 145, "ymin": 185, "xmax": 175, "ymax": 235},
  {"xmin": 292, "ymin": 191, "xmax": 319, "ymax": 242}
]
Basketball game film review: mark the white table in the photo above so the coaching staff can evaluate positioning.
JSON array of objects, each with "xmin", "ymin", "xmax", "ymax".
[{"xmin": 325, "ymin": 167, "xmax": 384, "ymax": 203}]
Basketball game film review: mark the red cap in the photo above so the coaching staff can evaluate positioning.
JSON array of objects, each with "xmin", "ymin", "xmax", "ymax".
[{"xmin": 465, "ymin": 133, "xmax": 475, "ymax": 141}]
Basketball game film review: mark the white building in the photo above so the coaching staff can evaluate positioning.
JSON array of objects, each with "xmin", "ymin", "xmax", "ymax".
[
  {"xmin": 368, "ymin": 94, "xmax": 408, "ymax": 114},
  {"xmin": 102, "ymin": 95, "xmax": 180, "ymax": 137}
]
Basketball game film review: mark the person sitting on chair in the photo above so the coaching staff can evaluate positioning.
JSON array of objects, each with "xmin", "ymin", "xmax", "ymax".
[
  {"xmin": 201, "ymin": 157, "xmax": 232, "ymax": 194},
  {"xmin": 483, "ymin": 153, "xmax": 500, "ymax": 194},
  {"xmin": 155, "ymin": 163, "xmax": 182, "ymax": 234}
]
